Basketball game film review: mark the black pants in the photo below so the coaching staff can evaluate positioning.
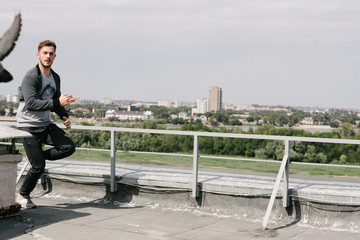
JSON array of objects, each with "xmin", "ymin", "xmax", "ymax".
[{"xmin": 19, "ymin": 123, "xmax": 76, "ymax": 197}]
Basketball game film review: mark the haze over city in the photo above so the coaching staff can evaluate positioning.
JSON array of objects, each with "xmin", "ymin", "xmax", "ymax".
[{"xmin": 0, "ymin": 0, "xmax": 359, "ymax": 109}]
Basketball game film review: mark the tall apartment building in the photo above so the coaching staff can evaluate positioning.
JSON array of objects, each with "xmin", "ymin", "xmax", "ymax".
[{"xmin": 208, "ymin": 86, "xmax": 222, "ymax": 112}]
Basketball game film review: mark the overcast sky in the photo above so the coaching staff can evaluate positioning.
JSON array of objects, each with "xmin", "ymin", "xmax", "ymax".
[{"xmin": 1, "ymin": 0, "xmax": 359, "ymax": 109}]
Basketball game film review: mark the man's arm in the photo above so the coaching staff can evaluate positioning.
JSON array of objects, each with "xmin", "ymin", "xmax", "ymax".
[{"xmin": 53, "ymin": 93, "xmax": 75, "ymax": 120}]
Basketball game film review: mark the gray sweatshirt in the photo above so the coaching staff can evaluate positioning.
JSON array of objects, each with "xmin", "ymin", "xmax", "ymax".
[{"xmin": 16, "ymin": 65, "xmax": 69, "ymax": 128}]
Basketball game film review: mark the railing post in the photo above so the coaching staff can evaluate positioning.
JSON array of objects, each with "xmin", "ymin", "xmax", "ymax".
[
  {"xmin": 192, "ymin": 134, "xmax": 199, "ymax": 198},
  {"xmin": 262, "ymin": 144, "xmax": 290, "ymax": 229},
  {"xmin": 110, "ymin": 130, "xmax": 117, "ymax": 192},
  {"xmin": 283, "ymin": 139, "xmax": 290, "ymax": 207}
]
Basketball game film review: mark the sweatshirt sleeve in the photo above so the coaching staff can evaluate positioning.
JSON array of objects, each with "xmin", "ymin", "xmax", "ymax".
[{"xmin": 51, "ymin": 71, "xmax": 69, "ymax": 120}]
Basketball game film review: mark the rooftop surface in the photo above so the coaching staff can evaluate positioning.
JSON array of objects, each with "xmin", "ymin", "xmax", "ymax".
[
  {"xmin": 2, "ymin": 196, "xmax": 360, "ymax": 240},
  {"xmin": 1, "ymin": 159, "xmax": 360, "ymax": 239}
]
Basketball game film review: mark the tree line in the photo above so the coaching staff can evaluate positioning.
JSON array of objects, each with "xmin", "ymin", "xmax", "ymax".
[{"xmin": 67, "ymin": 121, "xmax": 360, "ymax": 165}]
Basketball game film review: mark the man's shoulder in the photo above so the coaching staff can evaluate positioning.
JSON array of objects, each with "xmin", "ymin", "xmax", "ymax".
[
  {"xmin": 24, "ymin": 65, "xmax": 39, "ymax": 78},
  {"xmin": 21, "ymin": 66, "xmax": 41, "ymax": 88}
]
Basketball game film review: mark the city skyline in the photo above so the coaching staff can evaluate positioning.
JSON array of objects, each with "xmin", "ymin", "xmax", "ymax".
[
  {"xmin": 2, "ymin": 92, "xmax": 360, "ymax": 112},
  {"xmin": 1, "ymin": 0, "xmax": 360, "ymax": 109}
]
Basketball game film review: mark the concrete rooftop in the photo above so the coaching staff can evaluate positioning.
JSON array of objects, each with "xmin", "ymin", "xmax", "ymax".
[
  {"xmin": 1, "ymin": 158, "xmax": 360, "ymax": 239},
  {"xmin": 2, "ymin": 196, "xmax": 360, "ymax": 240}
]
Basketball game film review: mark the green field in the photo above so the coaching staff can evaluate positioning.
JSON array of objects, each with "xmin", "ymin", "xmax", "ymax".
[{"xmin": 34, "ymin": 147, "xmax": 360, "ymax": 178}]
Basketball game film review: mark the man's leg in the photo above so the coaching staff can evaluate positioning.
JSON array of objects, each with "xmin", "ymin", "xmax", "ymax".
[
  {"xmin": 18, "ymin": 131, "xmax": 46, "ymax": 208},
  {"xmin": 44, "ymin": 123, "xmax": 75, "ymax": 160}
]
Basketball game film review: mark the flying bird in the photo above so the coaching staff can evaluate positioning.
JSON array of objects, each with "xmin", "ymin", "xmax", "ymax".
[{"xmin": 0, "ymin": 13, "xmax": 22, "ymax": 83}]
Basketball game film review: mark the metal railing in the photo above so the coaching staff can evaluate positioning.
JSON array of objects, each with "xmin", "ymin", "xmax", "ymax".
[
  {"xmin": 5, "ymin": 122, "xmax": 360, "ymax": 229},
  {"xmin": 65, "ymin": 125, "xmax": 360, "ymax": 229}
]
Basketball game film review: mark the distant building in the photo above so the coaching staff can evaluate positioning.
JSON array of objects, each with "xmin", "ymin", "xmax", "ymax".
[
  {"xmin": 197, "ymin": 98, "xmax": 208, "ymax": 114},
  {"xmin": 193, "ymin": 115, "xmax": 208, "ymax": 124},
  {"xmin": 174, "ymin": 101, "xmax": 194, "ymax": 108},
  {"xmin": 118, "ymin": 105, "xmax": 139, "ymax": 112},
  {"xmin": 178, "ymin": 112, "xmax": 187, "ymax": 119},
  {"xmin": 132, "ymin": 102, "xmax": 157, "ymax": 108},
  {"xmin": 105, "ymin": 110, "xmax": 154, "ymax": 120},
  {"xmin": 6, "ymin": 94, "xmax": 12, "ymax": 103},
  {"xmin": 158, "ymin": 100, "xmax": 172, "ymax": 108},
  {"xmin": 170, "ymin": 114, "xmax": 178, "ymax": 119},
  {"xmin": 71, "ymin": 108, "xmax": 91, "ymax": 115},
  {"xmin": 5, "ymin": 94, "xmax": 18, "ymax": 103},
  {"xmin": 192, "ymin": 98, "xmax": 208, "ymax": 115},
  {"xmin": 227, "ymin": 105, "xmax": 249, "ymax": 111},
  {"xmin": 301, "ymin": 117, "xmax": 314, "ymax": 125},
  {"xmin": 11, "ymin": 95, "xmax": 19, "ymax": 103},
  {"xmin": 208, "ymin": 86, "xmax": 222, "ymax": 112},
  {"xmin": 100, "ymin": 98, "xmax": 113, "ymax": 105}
]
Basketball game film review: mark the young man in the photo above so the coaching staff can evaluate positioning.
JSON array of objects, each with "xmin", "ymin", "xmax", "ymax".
[{"xmin": 16, "ymin": 40, "xmax": 76, "ymax": 208}]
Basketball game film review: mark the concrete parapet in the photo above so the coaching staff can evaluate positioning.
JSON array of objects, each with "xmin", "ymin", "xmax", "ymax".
[
  {"xmin": 0, "ymin": 154, "xmax": 23, "ymax": 218},
  {"xmin": 17, "ymin": 159, "xmax": 360, "ymax": 232}
]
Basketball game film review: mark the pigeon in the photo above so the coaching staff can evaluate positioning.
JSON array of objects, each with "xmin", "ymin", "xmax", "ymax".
[{"xmin": 0, "ymin": 13, "xmax": 22, "ymax": 83}]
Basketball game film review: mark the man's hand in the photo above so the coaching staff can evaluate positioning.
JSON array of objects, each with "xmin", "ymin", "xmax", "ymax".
[
  {"xmin": 59, "ymin": 94, "xmax": 75, "ymax": 106},
  {"xmin": 63, "ymin": 116, "xmax": 71, "ymax": 129}
]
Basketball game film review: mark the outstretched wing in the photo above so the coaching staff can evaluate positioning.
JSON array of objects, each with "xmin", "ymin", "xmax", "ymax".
[{"xmin": 0, "ymin": 14, "xmax": 22, "ymax": 61}]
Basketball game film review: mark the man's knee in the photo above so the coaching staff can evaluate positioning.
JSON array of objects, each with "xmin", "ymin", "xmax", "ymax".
[
  {"xmin": 63, "ymin": 143, "xmax": 76, "ymax": 157},
  {"xmin": 30, "ymin": 165, "xmax": 45, "ymax": 176}
]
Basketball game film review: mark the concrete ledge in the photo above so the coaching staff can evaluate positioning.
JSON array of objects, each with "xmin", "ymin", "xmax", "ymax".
[
  {"xmin": 17, "ymin": 159, "xmax": 360, "ymax": 232},
  {"xmin": 0, "ymin": 154, "xmax": 22, "ymax": 217}
]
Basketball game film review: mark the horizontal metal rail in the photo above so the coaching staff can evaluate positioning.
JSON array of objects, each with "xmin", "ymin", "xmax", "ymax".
[
  {"xmin": 69, "ymin": 124, "xmax": 360, "ymax": 145},
  {"xmin": 3, "ymin": 121, "xmax": 360, "ymax": 145},
  {"xmin": 6, "ymin": 141, "xmax": 360, "ymax": 169}
]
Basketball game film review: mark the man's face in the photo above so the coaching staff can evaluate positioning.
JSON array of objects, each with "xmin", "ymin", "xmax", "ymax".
[{"xmin": 37, "ymin": 46, "xmax": 56, "ymax": 69}]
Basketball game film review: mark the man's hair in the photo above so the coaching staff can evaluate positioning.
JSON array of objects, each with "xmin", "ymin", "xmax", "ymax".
[{"xmin": 38, "ymin": 40, "xmax": 57, "ymax": 52}]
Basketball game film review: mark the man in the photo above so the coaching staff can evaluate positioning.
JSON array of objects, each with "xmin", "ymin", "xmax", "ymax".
[{"xmin": 16, "ymin": 40, "xmax": 76, "ymax": 208}]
